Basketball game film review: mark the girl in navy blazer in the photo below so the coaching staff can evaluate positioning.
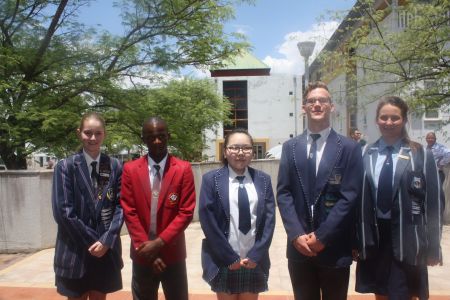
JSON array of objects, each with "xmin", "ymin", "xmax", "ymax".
[
  {"xmin": 52, "ymin": 112, "xmax": 123, "ymax": 300},
  {"xmin": 199, "ymin": 128, "xmax": 276, "ymax": 300},
  {"xmin": 355, "ymin": 96, "xmax": 443, "ymax": 300}
]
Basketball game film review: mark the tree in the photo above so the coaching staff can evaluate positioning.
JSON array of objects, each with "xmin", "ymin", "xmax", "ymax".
[
  {"xmin": 319, "ymin": 0, "xmax": 449, "ymax": 109},
  {"xmin": 0, "ymin": 0, "xmax": 249, "ymax": 169},
  {"xmin": 105, "ymin": 78, "xmax": 231, "ymax": 162}
]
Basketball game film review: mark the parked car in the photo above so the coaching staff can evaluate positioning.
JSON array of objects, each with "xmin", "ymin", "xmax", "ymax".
[
  {"xmin": 0, "ymin": 164, "xmax": 7, "ymax": 170},
  {"xmin": 265, "ymin": 144, "xmax": 282, "ymax": 159}
]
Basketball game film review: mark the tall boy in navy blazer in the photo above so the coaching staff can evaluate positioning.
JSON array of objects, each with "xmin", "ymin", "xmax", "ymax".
[{"xmin": 277, "ymin": 81, "xmax": 363, "ymax": 300}]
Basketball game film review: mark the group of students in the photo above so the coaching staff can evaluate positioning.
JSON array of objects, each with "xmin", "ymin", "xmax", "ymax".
[{"xmin": 52, "ymin": 80, "xmax": 443, "ymax": 300}]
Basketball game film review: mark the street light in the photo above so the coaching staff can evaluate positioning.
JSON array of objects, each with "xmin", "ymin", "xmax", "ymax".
[
  {"xmin": 297, "ymin": 41, "xmax": 316, "ymax": 88},
  {"xmin": 297, "ymin": 41, "xmax": 316, "ymax": 132}
]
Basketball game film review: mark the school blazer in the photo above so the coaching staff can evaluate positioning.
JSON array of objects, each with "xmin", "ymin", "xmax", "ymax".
[
  {"xmin": 357, "ymin": 140, "xmax": 444, "ymax": 265},
  {"xmin": 277, "ymin": 129, "xmax": 363, "ymax": 267},
  {"xmin": 120, "ymin": 154, "xmax": 196, "ymax": 266},
  {"xmin": 199, "ymin": 166, "xmax": 276, "ymax": 282},
  {"xmin": 52, "ymin": 152, "xmax": 123, "ymax": 279}
]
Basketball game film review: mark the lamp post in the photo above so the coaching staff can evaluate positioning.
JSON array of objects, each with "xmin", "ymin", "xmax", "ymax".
[
  {"xmin": 297, "ymin": 41, "xmax": 316, "ymax": 88},
  {"xmin": 297, "ymin": 41, "xmax": 316, "ymax": 132}
]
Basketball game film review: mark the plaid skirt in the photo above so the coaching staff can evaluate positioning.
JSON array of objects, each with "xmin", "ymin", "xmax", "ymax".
[{"xmin": 210, "ymin": 266, "xmax": 268, "ymax": 294}]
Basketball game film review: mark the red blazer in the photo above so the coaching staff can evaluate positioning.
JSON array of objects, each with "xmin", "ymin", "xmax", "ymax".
[{"xmin": 120, "ymin": 154, "xmax": 196, "ymax": 266}]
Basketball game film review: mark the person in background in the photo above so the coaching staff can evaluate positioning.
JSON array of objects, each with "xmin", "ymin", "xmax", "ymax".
[
  {"xmin": 199, "ymin": 128, "xmax": 276, "ymax": 300},
  {"xmin": 425, "ymin": 131, "xmax": 450, "ymax": 184},
  {"xmin": 350, "ymin": 127, "xmax": 367, "ymax": 146},
  {"xmin": 120, "ymin": 116, "xmax": 196, "ymax": 300},
  {"xmin": 356, "ymin": 96, "xmax": 443, "ymax": 300},
  {"xmin": 277, "ymin": 81, "xmax": 363, "ymax": 300},
  {"xmin": 52, "ymin": 112, "xmax": 124, "ymax": 300}
]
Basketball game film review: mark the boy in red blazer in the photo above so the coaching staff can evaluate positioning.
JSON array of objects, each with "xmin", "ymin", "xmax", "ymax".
[{"xmin": 120, "ymin": 116, "xmax": 196, "ymax": 300}]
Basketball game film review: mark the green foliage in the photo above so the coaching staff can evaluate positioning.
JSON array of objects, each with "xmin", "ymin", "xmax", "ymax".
[
  {"xmin": 0, "ymin": 0, "xmax": 249, "ymax": 169},
  {"xmin": 105, "ymin": 78, "xmax": 231, "ymax": 162},
  {"xmin": 319, "ymin": 0, "xmax": 449, "ymax": 110}
]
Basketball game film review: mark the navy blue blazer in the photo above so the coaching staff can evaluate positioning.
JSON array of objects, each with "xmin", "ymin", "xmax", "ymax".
[
  {"xmin": 199, "ymin": 166, "xmax": 276, "ymax": 282},
  {"xmin": 358, "ymin": 140, "xmax": 443, "ymax": 265},
  {"xmin": 277, "ymin": 129, "xmax": 363, "ymax": 267},
  {"xmin": 52, "ymin": 152, "xmax": 124, "ymax": 278}
]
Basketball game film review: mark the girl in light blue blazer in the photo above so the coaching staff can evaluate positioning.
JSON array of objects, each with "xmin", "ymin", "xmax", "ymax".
[{"xmin": 355, "ymin": 96, "xmax": 443, "ymax": 300}]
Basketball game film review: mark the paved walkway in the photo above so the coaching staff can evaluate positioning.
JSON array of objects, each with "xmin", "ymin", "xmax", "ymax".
[{"xmin": 1, "ymin": 210, "xmax": 449, "ymax": 299}]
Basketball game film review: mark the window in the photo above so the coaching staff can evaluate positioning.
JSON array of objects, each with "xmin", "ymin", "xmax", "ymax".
[
  {"xmin": 253, "ymin": 143, "xmax": 266, "ymax": 160},
  {"xmin": 424, "ymin": 108, "xmax": 440, "ymax": 120},
  {"xmin": 223, "ymin": 81, "xmax": 248, "ymax": 136}
]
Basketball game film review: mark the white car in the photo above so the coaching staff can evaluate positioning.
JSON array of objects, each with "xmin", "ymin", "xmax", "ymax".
[{"xmin": 265, "ymin": 144, "xmax": 282, "ymax": 159}]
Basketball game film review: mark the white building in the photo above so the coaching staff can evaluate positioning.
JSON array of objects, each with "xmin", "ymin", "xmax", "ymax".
[
  {"xmin": 309, "ymin": 0, "xmax": 450, "ymax": 147},
  {"xmin": 203, "ymin": 51, "xmax": 303, "ymax": 161}
]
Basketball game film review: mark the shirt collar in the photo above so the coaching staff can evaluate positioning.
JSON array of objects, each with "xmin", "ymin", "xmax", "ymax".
[
  {"xmin": 148, "ymin": 154, "xmax": 168, "ymax": 172},
  {"xmin": 83, "ymin": 149, "xmax": 100, "ymax": 166},
  {"xmin": 307, "ymin": 127, "xmax": 331, "ymax": 143},
  {"xmin": 228, "ymin": 166, "xmax": 250, "ymax": 182},
  {"xmin": 378, "ymin": 138, "xmax": 402, "ymax": 153}
]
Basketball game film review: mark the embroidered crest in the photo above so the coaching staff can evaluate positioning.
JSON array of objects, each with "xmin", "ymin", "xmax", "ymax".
[
  {"xmin": 167, "ymin": 192, "xmax": 179, "ymax": 206},
  {"xmin": 413, "ymin": 176, "xmax": 423, "ymax": 189},
  {"xmin": 328, "ymin": 168, "xmax": 342, "ymax": 185},
  {"xmin": 106, "ymin": 188, "xmax": 114, "ymax": 201},
  {"xmin": 96, "ymin": 157, "xmax": 112, "ymax": 201}
]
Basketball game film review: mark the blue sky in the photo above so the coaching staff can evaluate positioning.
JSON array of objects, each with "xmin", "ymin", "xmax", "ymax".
[{"xmin": 79, "ymin": 0, "xmax": 356, "ymax": 75}]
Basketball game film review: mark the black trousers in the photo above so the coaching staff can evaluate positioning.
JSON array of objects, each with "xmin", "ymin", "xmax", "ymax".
[
  {"xmin": 288, "ymin": 259, "xmax": 350, "ymax": 300},
  {"xmin": 131, "ymin": 260, "xmax": 188, "ymax": 300}
]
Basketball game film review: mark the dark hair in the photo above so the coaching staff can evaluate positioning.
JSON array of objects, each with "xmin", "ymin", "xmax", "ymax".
[
  {"xmin": 303, "ymin": 81, "xmax": 330, "ymax": 104},
  {"xmin": 79, "ymin": 112, "xmax": 105, "ymax": 131},
  {"xmin": 376, "ymin": 96, "xmax": 420, "ymax": 151},
  {"xmin": 349, "ymin": 127, "xmax": 359, "ymax": 136},
  {"xmin": 222, "ymin": 128, "xmax": 254, "ymax": 165}
]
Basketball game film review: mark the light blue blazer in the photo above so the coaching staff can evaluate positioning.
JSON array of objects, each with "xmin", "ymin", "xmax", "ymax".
[{"xmin": 358, "ymin": 139, "xmax": 443, "ymax": 265}]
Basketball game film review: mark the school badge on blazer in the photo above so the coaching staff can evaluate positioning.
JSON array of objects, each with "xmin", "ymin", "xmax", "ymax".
[{"xmin": 167, "ymin": 192, "xmax": 179, "ymax": 207}]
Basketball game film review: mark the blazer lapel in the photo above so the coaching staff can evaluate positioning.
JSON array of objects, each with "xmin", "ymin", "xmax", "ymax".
[
  {"xmin": 364, "ymin": 144, "xmax": 379, "ymax": 200},
  {"xmin": 250, "ymin": 167, "xmax": 266, "ymax": 229},
  {"xmin": 293, "ymin": 132, "xmax": 310, "ymax": 199},
  {"xmin": 393, "ymin": 146, "xmax": 411, "ymax": 195},
  {"xmin": 95, "ymin": 154, "xmax": 113, "ymax": 212},
  {"xmin": 157, "ymin": 155, "xmax": 177, "ymax": 212},
  {"xmin": 315, "ymin": 130, "xmax": 341, "ymax": 200},
  {"xmin": 216, "ymin": 166, "xmax": 230, "ymax": 220},
  {"xmin": 73, "ymin": 152, "xmax": 96, "ymax": 214},
  {"xmin": 137, "ymin": 156, "xmax": 152, "ymax": 210}
]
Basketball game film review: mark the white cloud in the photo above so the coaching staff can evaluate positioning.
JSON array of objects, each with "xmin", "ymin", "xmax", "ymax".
[
  {"xmin": 263, "ymin": 21, "xmax": 339, "ymax": 75},
  {"xmin": 232, "ymin": 24, "xmax": 252, "ymax": 36}
]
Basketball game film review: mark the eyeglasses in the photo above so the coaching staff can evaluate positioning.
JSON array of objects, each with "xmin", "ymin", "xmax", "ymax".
[
  {"xmin": 305, "ymin": 97, "xmax": 331, "ymax": 106},
  {"xmin": 226, "ymin": 145, "xmax": 253, "ymax": 154}
]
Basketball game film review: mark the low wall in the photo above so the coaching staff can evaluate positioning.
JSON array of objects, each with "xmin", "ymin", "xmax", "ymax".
[
  {"xmin": 0, "ymin": 160, "xmax": 280, "ymax": 253},
  {"xmin": 1, "ymin": 160, "xmax": 449, "ymax": 253}
]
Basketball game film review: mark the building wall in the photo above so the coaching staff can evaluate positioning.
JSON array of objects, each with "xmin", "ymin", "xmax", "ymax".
[
  {"xmin": 203, "ymin": 74, "xmax": 303, "ymax": 161},
  {"xmin": 312, "ymin": 5, "xmax": 450, "ymax": 148}
]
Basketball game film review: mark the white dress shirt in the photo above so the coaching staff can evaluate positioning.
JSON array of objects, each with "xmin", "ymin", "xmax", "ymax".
[
  {"xmin": 307, "ymin": 127, "xmax": 331, "ymax": 174},
  {"xmin": 83, "ymin": 150, "xmax": 100, "ymax": 185},
  {"xmin": 228, "ymin": 167, "xmax": 258, "ymax": 259},
  {"xmin": 373, "ymin": 139, "xmax": 401, "ymax": 219},
  {"xmin": 147, "ymin": 154, "xmax": 168, "ymax": 237}
]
